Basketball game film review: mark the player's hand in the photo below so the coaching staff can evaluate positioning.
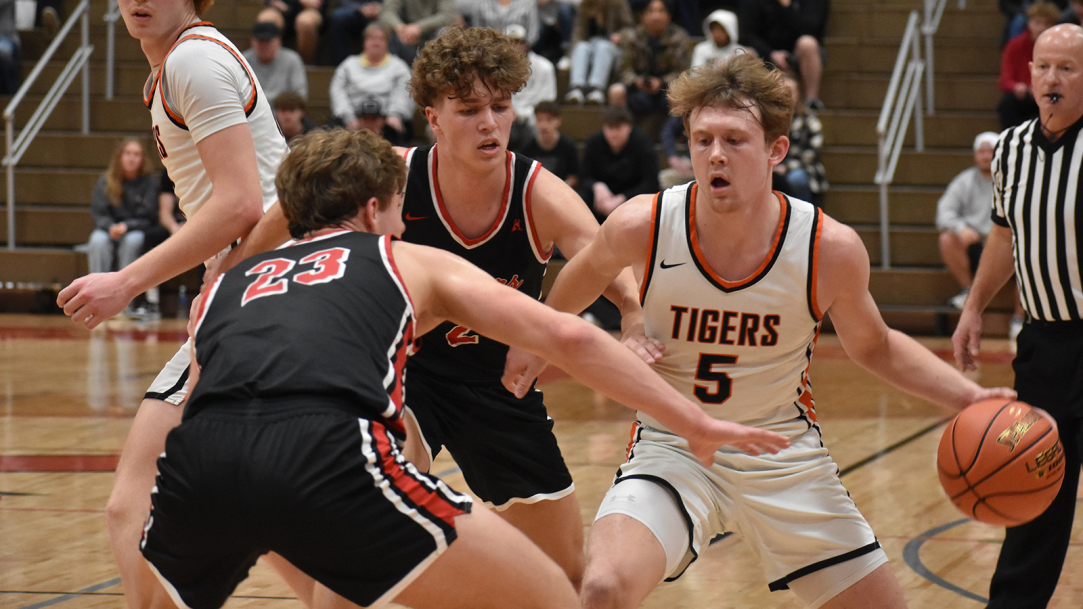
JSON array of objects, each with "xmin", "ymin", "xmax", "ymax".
[
  {"xmin": 502, "ymin": 346, "xmax": 548, "ymax": 398},
  {"xmin": 952, "ymin": 307, "xmax": 983, "ymax": 372},
  {"xmin": 969, "ymin": 386, "xmax": 1018, "ymax": 405},
  {"xmin": 620, "ymin": 322, "xmax": 664, "ymax": 365},
  {"xmin": 686, "ymin": 419, "xmax": 790, "ymax": 467},
  {"xmin": 57, "ymin": 272, "xmax": 136, "ymax": 329}
]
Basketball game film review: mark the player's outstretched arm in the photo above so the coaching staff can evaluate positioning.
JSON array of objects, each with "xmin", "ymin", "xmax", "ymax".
[
  {"xmin": 396, "ymin": 240, "xmax": 789, "ymax": 463},
  {"xmin": 58, "ymin": 124, "xmax": 264, "ymax": 328},
  {"xmin": 952, "ymin": 224, "xmax": 1016, "ymax": 371},
  {"xmin": 820, "ymin": 217, "xmax": 1016, "ymax": 411}
]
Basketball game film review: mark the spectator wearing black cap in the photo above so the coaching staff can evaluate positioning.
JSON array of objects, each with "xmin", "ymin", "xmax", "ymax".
[
  {"xmin": 243, "ymin": 21, "xmax": 309, "ymax": 102},
  {"xmin": 330, "ymin": 22, "xmax": 414, "ymax": 144},
  {"xmin": 273, "ymin": 92, "xmax": 320, "ymax": 143}
]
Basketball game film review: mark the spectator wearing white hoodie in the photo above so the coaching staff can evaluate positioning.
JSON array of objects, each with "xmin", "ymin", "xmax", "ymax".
[{"xmin": 690, "ymin": 9, "xmax": 749, "ymax": 69}]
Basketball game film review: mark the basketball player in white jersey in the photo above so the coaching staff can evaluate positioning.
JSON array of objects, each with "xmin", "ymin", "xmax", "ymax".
[
  {"xmin": 542, "ymin": 54, "xmax": 1017, "ymax": 608},
  {"xmin": 56, "ymin": 0, "xmax": 295, "ymax": 607}
]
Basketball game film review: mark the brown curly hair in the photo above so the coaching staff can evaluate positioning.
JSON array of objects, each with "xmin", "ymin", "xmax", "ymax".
[
  {"xmin": 667, "ymin": 53, "xmax": 793, "ymax": 145},
  {"xmin": 410, "ymin": 26, "xmax": 531, "ymax": 108},
  {"xmin": 276, "ymin": 129, "xmax": 407, "ymax": 239}
]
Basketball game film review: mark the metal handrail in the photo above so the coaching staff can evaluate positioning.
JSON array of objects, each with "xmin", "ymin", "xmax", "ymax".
[
  {"xmin": 4, "ymin": 0, "xmax": 93, "ymax": 250},
  {"xmin": 923, "ymin": 0, "xmax": 967, "ymax": 115},
  {"xmin": 875, "ymin": 10, "xmax": 924, "ymax": 269},
  {"xmin": 105, "ymin": 0, "xmax": 120, "ymax": 100}
]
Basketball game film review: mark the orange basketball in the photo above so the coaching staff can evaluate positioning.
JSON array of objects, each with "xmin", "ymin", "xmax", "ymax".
[{"xmin": 937, "ymin": 399, "xmax": 1065, "ymax": 526}]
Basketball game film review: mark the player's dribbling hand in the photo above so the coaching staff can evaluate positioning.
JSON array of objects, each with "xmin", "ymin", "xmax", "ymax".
[
  {"xmin": 952, "ymin": 307, "xmax": 983, "ymax": 372},
  {"xmin": 502, "ymin": 346, "xmax": 548, "ymax": 398},
  {"xmin": 969, "ymin": 386, "xmax": 1018, "ymax": 406},
  {"xmin": 57, "ymin": 272, "xmax": 135, "ymax": 329},
  {"xmin": 686, "ymin": 419, "xmax": 790, "ymax": 467}
]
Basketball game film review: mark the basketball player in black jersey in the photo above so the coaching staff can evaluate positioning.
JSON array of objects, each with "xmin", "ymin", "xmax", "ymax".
[
  {"xmin": 391, "ymin": 26, "xmax": 653, "ymax": 589},
  {"xmin": 140, "ymin": 129, "xmax": 787, "ymax": 609}
]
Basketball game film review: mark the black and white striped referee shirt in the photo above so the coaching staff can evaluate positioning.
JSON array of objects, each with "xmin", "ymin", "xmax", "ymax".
[{"xmin": 992, "ymin": 115, "xmax": 1083, "ymax": 321}]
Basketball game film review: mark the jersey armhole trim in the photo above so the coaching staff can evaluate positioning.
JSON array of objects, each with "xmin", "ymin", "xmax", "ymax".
[
  {"xmin": 381, "ymin": 234, "xmax": 418, "ymax": 351},
  {"xmin": 806, "ymin": 207, "xmax": 824, "ymax": 321},
  {"xmin": 523, "ymin": 161, "xmax": 553, "ymax": 263},
  {"xmin": 158, "ymin": 32, "xmax": 259, "ymax": 130},
  {"xmin": 639, "ymin": 191, "xmax": 663, "ymax": 305},
  {"xmin": 191, "ymin": 273, "xmax": 225, "ymax": 339}
]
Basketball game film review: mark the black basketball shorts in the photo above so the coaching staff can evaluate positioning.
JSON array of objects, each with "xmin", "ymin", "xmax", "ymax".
[
  {"xmin": 405, "ymin": 372, "xmax": 574, "ymax": 509},
  {"xmin": 140, "ymin": 404, "xmax": 472, "ymax": 609}
]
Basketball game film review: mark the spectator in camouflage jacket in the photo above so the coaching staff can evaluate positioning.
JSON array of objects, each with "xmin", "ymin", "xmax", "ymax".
[{"xmin": 608, "ymin": 0, "xmax": 691, "ymax": 118}]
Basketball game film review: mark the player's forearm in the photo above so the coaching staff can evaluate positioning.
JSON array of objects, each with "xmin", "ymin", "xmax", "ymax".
[
  {"xmin": 855, "ymin": 328, "xmax": 982, "ymax": 411},
  {"xmin": 963, "ymin": 224, "xmax": 1016, "ymax": 315},
  {"xmin": 117, "ymin": 191, "xmax": 262, "ymax": 296},
  {"xmin": 601, "ymin": 267, "xmax": 642, "ymax": 330},
  {"xmin": 549, "ymin": 318, "xmax": 712, "ymax": 436},
  {"xmin": 545, "ymin": 254, "xmax": 617, "ymax": 315}
]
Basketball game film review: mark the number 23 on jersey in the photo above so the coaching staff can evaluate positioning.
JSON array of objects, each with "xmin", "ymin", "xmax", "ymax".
[{"xmin": 241, "ymin": 247, "xmax": 350, "ymax": 306}]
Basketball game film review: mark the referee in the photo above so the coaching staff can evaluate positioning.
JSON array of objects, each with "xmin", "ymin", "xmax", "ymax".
[{"xmin": 954, "ymin": 24, "xmax": 1083, "ymax": 609}]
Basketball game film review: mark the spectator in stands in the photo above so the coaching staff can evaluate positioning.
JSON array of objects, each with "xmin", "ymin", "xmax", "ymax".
[
  {"xmin": 274, "ymin": 92, "xmax": 319, "ymax": 143},
  {"xmin": 691, "ymin": 8, "xmax": 748, "ymax": 68},
  {"xmin": 658, "ymin": 116, "xmax": 692, "ymax": 189},
  {"xmin": 938, "ymin": 132, "xmax": 998, "ymax": 311},
  {"xmin": 517, "ymin": 101, "xmax": 579, "ymax": 190},
  {"xmin": 609, "ymin": 0, "xmax": 692, "ymax": 117},
  {"xmin": 86, "ymin": 140, "xmax": 160, "ymax": 315},
  {"xmin": 580, "ymin": 106, "xmax": 658, "ymax": 222},
  {"xmin": 743, "ymin": 0, "xmax": 829, "ymax": 110},
  {"xmin": 326, "ymin": 0, "xmax": 384, "ymax": 66},
  {"xmin": 330, "ymin": 22, "xmax": 414, "ymax": 144},
  {"xmin": 243, "ymin": 21, "xmax": 308, "ymax": 103},
  {"xmin": 1060, "ymin": 0, "xmax": 1083, "ymax": 23},
  {"xmin": 379, "ymin": 0, "xmax": 457, "ymax": 64},
  {"xmin": 533, "ymin": 0, "xmax": 575, "ymax": 65},
  {"xmin": 774, "ymin": 73, "xmax": 827, "ymax": 206},
  {"xmin": 1000, "ymin": 0, "xmax": 1067, "ymax": 43},
  {"xmin": 348, "ymin": 98, "xmax": 404, "ymax": 146},
  {"xmin": 0, "ymin": 0, "xmax": 18, "ymax": 95},
  {"xmin": 138, "ymin": 170, "xmax": 184, "ymax": 321},
  {"xmin": 564, "ymin": 0, "xmax": 633, "ymax": 105},
  {"xmin": 506, "ymin": 24, "xmax": 557, "ymax": 151},
  {"xmin": 997, "ymin": 1, "xmax": 1059, "ymax": 129},
  {"xmin": 471, "ymin": 0, "xmax": 539, "ymax": 48},
  {"xmin": 259, "ymin": 0, "xmax": 327, "ymax": 64}
]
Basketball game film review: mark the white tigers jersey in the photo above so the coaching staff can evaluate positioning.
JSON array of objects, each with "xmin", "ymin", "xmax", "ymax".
[
  {"xmin": 638, "ymin": 183, "xmax": 824, "ymax": 434},
  {"xmin": 143, "ymin": 21, "xmax": 288, "ymax": 221}
]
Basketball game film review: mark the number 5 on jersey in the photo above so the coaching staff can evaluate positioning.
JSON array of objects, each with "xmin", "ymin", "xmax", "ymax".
[{"xmin": 694, "ymin": 353, "xmax": 737, "ymax": 404}]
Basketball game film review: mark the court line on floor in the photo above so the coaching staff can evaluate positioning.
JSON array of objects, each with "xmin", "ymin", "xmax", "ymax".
[
  {"xmin": 902, "ymin": 519, "xmax": 988, "ymax": 604},
  {"xmin": 15, "ymin": 578, "xmax": 122, "ymax": 609}
]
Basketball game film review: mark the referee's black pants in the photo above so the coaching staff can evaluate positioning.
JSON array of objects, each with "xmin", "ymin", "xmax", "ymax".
[{"xmin": 988, "ymin": 319, "xmax": 1083, "ymax": 609}]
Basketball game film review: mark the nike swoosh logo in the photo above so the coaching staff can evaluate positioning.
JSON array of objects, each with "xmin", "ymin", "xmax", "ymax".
[
  {"xmin": 659, "ymin": 260, "xmax": 686, "ymax": 269},
  {"xmin": 405, "ymin": 213, "xmax": 427, "ymax": 221}
]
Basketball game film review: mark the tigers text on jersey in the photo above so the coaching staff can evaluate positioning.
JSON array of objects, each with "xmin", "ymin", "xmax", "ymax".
[
  {"xmin": 400, "ymin": 144, "xmax": 550, "ymax": 382},
  {"xmin": 144, "ymin": 21, "xmax": 288, "ymax": 219},
  {"xmin": 639, "ymin": 184, "xmax": 824, "ymax": 432},
  {"xmin": 186, "ymin": 231, "xmax": 415, "ymax": 437}
]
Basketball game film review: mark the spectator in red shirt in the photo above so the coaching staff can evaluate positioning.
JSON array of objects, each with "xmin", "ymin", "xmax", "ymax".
[{"xmin": 998, "ymin": 2, "xmax": 1060, "ymax": 128}]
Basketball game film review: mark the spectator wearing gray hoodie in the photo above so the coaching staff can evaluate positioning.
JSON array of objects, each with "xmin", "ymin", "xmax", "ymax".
[{"xmin": 690, "ymin": 9, "xmax": 749, "ymax": 69}]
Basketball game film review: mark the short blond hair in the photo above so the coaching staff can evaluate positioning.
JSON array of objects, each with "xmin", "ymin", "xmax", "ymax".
[
  {"xmin": 667, "ymin": 53, "xmax": 793, "ymax": 144},
  {"xmin": 410, "ymin": 26, "xmax": 530, "ymax": 108},
  {"xmin": 276, "ymin": 129, "xmax": 406, "ymax": 239}
]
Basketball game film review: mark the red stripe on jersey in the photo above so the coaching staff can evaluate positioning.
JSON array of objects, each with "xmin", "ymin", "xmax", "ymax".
[
  {"xmin": 430, "ymin": 146, "xmax": 512, "ymax": 246},
  {"xmin": 522, "ymin": 162, "xmax": 552, "ymax": 261},
  {"xmin": 371, "ymin": 421, "xmax": 467, "ymax": 528}
]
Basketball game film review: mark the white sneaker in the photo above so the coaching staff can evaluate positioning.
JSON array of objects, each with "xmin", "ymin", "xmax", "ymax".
[
  {"xmin": 949, "ymin": 288, "xmax": 970, "ymax": 310},
  {"xmin": 1008, "ymin": 316, "xmax": 1023, "ymax": 354},
  {"xmin": 586, "ymin": 89, "xmax": 606, "ymax": 104},
  {"xmin": 564, "ymin": 88, "xmax": 585, "ymax": 104},
  {"xmin": 556, "ymin": 56, "xmax": 571, "ymax": 70}
]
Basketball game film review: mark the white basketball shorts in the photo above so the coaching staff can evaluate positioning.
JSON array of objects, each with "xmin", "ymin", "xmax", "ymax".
[{"xmin": 144, "ymin": 338, "xmax": 191, "ymax": 406}]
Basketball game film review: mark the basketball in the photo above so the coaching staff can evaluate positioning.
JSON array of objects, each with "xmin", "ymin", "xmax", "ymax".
[{"xmin": 937, "ymin": 399, "xmax": 1066, "ymax": 526}]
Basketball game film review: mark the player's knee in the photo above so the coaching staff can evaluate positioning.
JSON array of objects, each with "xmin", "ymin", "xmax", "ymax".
[{"xmin": 580, "ymin": 569, "xmax": 627, "ymax": 609}]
